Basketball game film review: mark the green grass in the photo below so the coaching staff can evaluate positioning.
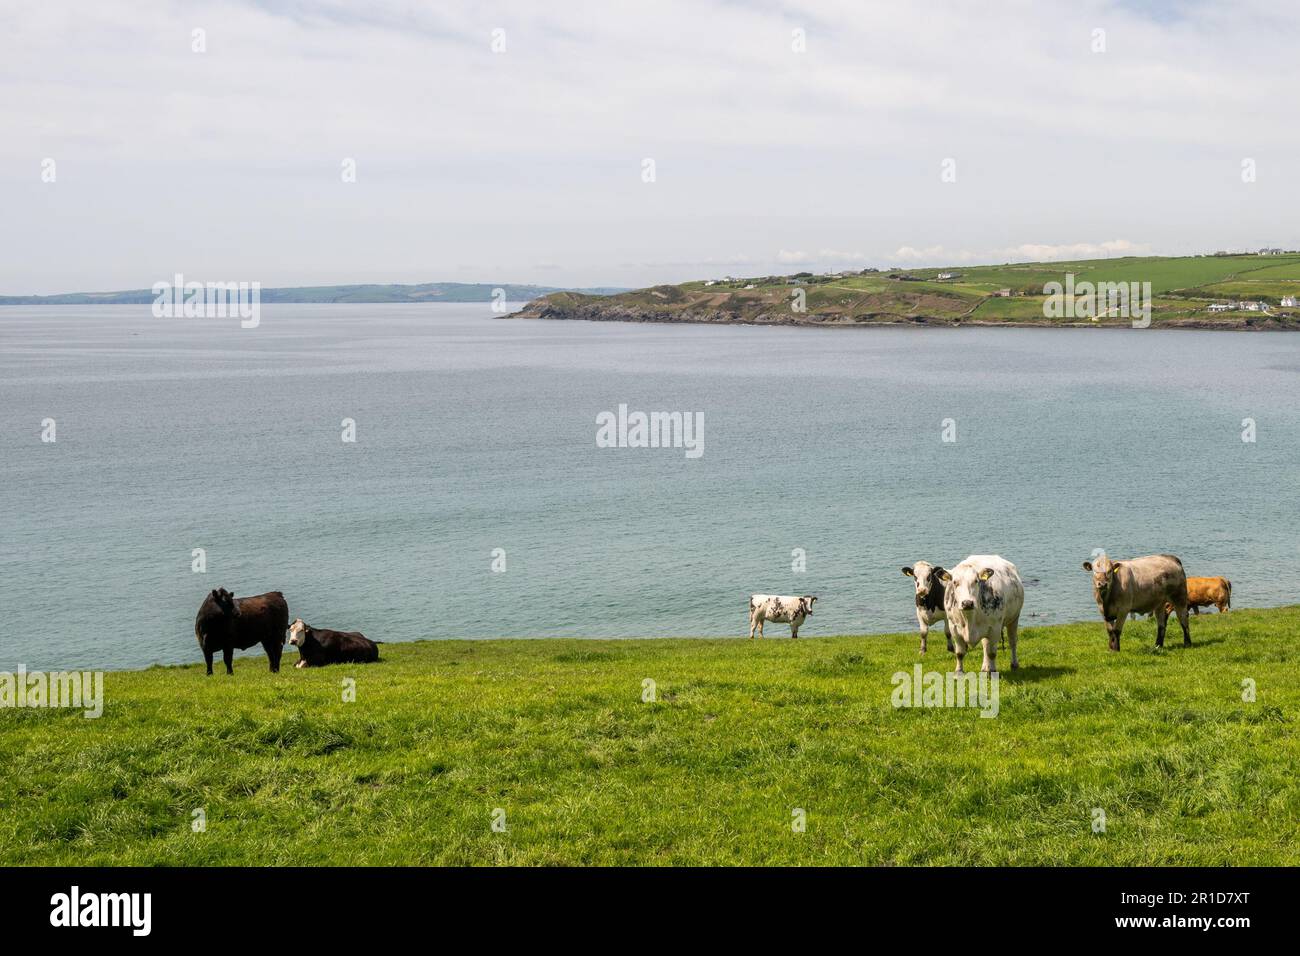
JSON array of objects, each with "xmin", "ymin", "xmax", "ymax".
[{"xmin": 3, "ymin": 607, "xmax": 1299, "ymax": 865}]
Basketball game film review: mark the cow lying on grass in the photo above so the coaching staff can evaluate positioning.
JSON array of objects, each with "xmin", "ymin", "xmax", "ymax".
[
  {"xmin": 195, "ymin": 588, "xmax": 289, "ymax": 675},
  {"xmin": 748, "ymin": 594, "xmax": 817, "ymax": 639},
  {"xmin": 288, "ymin": 618, "xmax": 381, "ymax": 667}
]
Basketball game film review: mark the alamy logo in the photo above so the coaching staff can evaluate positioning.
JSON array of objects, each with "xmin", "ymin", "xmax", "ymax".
[
  {"xmin": 891, "ymin": 664, "xmax": 999, "ymax": 718},
  {"xmin": 0, "ymin": 666, "xmax": 103, "ymax": 718},
  {"xmin": 50, "ymin": 886, "xmax": 151, "ymax": 936},
  {"xmin": 596, "ymin": 404, "xmax": 703, "ymax": 458},
  {"xmin": 152, "ymin": 273, "xmax": 261, "ymax": 328},
  {"xmin": 1043, "ymin": 273, "xmax": 1151, "ymax": 328}
]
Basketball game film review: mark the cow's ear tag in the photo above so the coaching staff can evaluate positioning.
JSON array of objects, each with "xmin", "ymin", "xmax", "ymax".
[
  {"xmin": 978, "ymin": 569, "xmax": 994, "ymax": 581},
  {"xmin": 1110, "ymin": 564, "xmax": 1122, "ymax": 575},
  {"xmin": 939, "ymin": 571, "xmax": 952, "ymax": 583}
]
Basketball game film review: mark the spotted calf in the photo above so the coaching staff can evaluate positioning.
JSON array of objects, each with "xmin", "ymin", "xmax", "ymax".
[{"xmin": 748, "ymin": 594, "xmax": 817, "ymax": 639}]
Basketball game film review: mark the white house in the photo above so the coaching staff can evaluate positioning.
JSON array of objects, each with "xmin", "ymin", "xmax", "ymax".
[
  {"xmin": 1207, "ymin": 303, "xmax": 1231, "ymax": 313},
  {"xmin": 1282, "ymin": 295, "xmax": 1297, "ymax": 308}
]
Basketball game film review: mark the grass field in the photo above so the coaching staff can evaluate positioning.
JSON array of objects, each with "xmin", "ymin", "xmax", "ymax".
[{"xmin": 3, "ymin": 607, "xmax": 1298, "ymax": 866}]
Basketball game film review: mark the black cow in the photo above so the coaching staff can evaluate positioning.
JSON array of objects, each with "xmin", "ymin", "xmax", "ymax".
[
  {"xmin": 195, "ymin": 588, "xmax": 289, "ymax": 675},
  {"xmin": 288, "ymin": 618, "xmax": 381, "ymax": 667}
]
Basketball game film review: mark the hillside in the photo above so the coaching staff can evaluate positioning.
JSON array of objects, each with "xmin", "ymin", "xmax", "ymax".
[
  {"xmin": 514, "ymin": 254, "xmax": 1300, "ymax": 329},
  {"xmin": 4, "ymin": 608, "xmax": 1297, "ymax": 865},
  {"xmin": 0, "ymin": 282, "xmax": 625, "ymax": 306}
]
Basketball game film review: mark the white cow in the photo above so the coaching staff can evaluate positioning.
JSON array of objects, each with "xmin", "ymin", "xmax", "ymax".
[
  {"xmin": 940, "ymin": 555, "xmax": 1024, "ymax": 673},
  {"xmin": 749, "ymin": 594, "xmax": 817, "ymax": 639},
  {"xmin": 901, "ymin": 562, "xmax": 952, "ymax": 654}
]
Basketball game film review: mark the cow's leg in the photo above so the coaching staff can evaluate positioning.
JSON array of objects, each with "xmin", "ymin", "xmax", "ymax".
[
  {"xmin": 1176, "ymin": 603, "xmax": 1191, "ymax": 646},
  {"xmin": 1191, "ymin": 604, "xmax": 1200, "ymax": 615},
  {"xmin": 1154, "ymin": 604, "xmax": 1170, "ymax": 648},
  {"xmin": 1006, "ymin": 616, "xmax": 1019, "ymax": 670},
  {"xmin": 943, "ymin": 619, "xmax": 953, "ymax": 653},
  {"xmin": 918, "ymin": 614, "xmax": 928, "ymax": 654},
  {"xmin": 951, "ymin": 630, "xmax": 968, "ymax": 673},
  {"xmin": 756, "ymin": 617, "xmax": 764, "ymax": 639},
  {"xmin": 222, "ymin": 647, "xmax": 234, "ymax": 675},
  {"xmin": 265, "ymin": 639, "xmax": 282, "ymax": 673},
  {"xmin": 204, "ymin": 650, "xmax": 214, "ymax": 677},
  {"xmin": 981, "ymin": 634, "xmax": 996, "ymax": 674},
  {"xmin": 790, "ymin": 620, "xmax": 799, "ymax": 639},
  {"xmin": 1106, "ymin": 614, "xmax": 1124, "ymax": 652},
  {"xmin": 748, "ymin": 611, "xmax": 757, "ymax": 640}
]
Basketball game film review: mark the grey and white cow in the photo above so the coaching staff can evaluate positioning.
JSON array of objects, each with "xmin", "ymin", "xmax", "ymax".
[
  {"xmin": 1082, "ymin": 552, "xmax": 1190, "ymax": 652},
  {"xmin": 749, "ymin": 594, "xmax": 817, "ymax": 639},
  {"xmin": 901, "ymin": 562, "xmax": 952, "ymax": 654},
  {"xmin": 940, "ymin": 554, "xmax": 1024, "ymax": 673}
]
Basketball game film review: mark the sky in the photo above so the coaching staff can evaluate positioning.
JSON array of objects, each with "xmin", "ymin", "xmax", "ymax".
[{"xmin": 2, "ymin": 0, "xmax": 1299, "ymax": 293}]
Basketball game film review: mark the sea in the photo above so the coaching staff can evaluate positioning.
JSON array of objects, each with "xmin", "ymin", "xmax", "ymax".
[{"xmin": 2, "ymin": 304, "xmax": 1297, "ymax": 671}]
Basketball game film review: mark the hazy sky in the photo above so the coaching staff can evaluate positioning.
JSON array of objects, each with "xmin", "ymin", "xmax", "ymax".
[{"xmin": 3, "ymin": 0, "xmax": 1299, "ymax": 293}]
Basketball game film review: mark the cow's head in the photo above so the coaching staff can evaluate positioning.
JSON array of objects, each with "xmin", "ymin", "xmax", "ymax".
[
  {"xmin": 208, "ymin": 588, "xmax": 236, "ymax": 614},
  {"xmin": 940, "ymin": 565, "xmax": 995, "ymax": 615},
  {"xmin": 902, "ymin": 563, "xmax": 945, "ymax": 606},
  {"xmin": 288, "ymin": 618, "xmax": 308, "ymax": 647},
  {"xmin": 800, "ymin": 596, "xmax": 817, "ymax": 616},
  {"xmin": 1082, "ymin": 555, "xmax": 1121, "ymax": 603}
]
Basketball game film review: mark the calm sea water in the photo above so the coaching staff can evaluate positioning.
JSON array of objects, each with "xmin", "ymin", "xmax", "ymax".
[{"xmin": 2, "ymin": 304, "xmax": 1298, "ymax": 671}]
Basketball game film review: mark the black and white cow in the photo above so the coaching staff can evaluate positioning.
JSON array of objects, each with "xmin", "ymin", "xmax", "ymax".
[
  {"xmin": 901, "ymin": 562, "xmax": 952, "ymax": 654},
  {"xmin": 940, "ymin": 555, "xmax": 1024, "ymax": 673},
  {"xmin": 748, "ymin": 594, "xmax": 817, "ymax": 639}
]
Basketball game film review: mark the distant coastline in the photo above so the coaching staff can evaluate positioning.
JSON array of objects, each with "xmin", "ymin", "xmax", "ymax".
[
  {"xmin": 0, "ymin": 281, "xmax": 626, "ymax": 306},
  {"xmin": 512, "ymin": 252, "xmax": 1300, "ymax": 331}
]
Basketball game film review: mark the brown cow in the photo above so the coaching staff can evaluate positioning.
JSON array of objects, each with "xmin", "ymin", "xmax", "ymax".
[
  {"xmin": 195, "ymin": 588, "xmax": 289, "ymax": 675},
  {"xmin": 1083, "ymin": 553, "xmax": 1190, "ymax": 652},
  {"xmin": 1169, "ymin": 576, "xmax": 1232, "ymax": 615}
]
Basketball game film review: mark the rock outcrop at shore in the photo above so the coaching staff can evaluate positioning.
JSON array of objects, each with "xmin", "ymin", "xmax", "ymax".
[{"xmin": 514, "ymin": 298, "xmax": 1299, "ymax": 330}]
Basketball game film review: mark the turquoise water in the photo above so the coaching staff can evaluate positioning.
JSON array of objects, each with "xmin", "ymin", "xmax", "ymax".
[{"xmin": 2, "ymin": 304, "xmax": 1297, "ymax": 671}]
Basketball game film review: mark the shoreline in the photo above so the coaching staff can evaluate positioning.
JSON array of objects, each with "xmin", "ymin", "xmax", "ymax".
[
  {"xmin": 507, "ymin": 307, "xmax": 1298, "ymax": 332},
  {"xmin": 24, "ymin": 607, "xmax": 1284, "ymax": 676}
]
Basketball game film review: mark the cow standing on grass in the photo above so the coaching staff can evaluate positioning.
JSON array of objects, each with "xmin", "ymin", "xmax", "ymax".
[
  {"xmin": 902, "ymin": 562, "xmax": 953, "ymax": 653},
  {"xmin": 1182, "ymin": 576, "xmax": 1232, "ymax": 614},
  {"xmin": 749, "ymin": 594, "xmax": 817, "ymax": 639},
  {"xmin": 1082, "ymin": 553, "xmax": 1190, "ymax": 651},
  {"xmin": 940, "ymin": 555, "xmax": 1023, "ymax": 673},
  {"xmin": 194, "ymin": 588, "xmax": 289, "ymax": 675}
]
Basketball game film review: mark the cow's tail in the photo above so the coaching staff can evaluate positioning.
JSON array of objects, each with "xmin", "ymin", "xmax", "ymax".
[{"xmin": 1225, "ymin": 580, "xmax": 1232, "ymax": 608}]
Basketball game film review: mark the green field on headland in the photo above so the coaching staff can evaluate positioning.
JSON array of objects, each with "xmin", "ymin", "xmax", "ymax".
[
  {"xmin": 518, "ymin": 253, "xmax": 1300, "ymax": 328},
  {"xmin": 3, "ymin": 608, "xmax": 1298, "ymax": 866}
]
